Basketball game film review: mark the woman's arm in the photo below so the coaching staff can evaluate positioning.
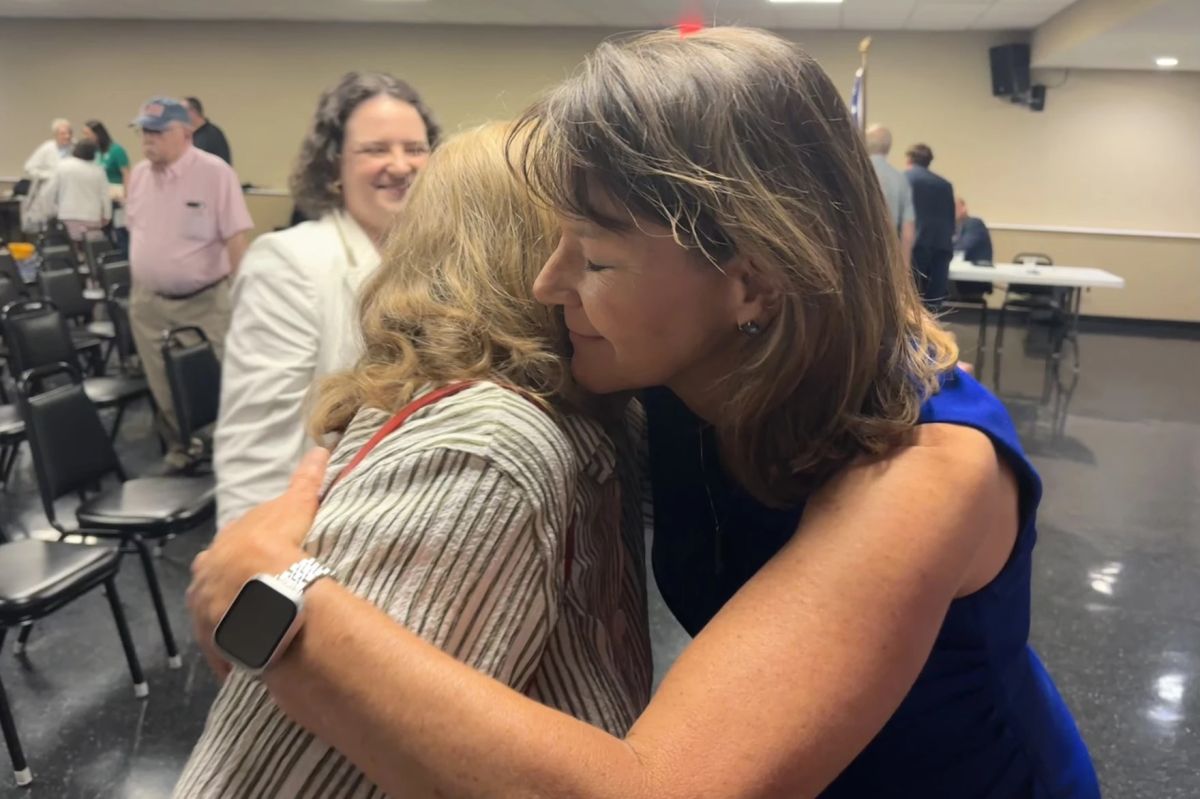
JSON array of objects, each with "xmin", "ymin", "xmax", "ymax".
[
  {"xmin": 192, "ymin": 423, "xmax": 1018, "ymax": 798},
  {"xmin": 212, "ymin": 238, "xmax": 321, "ymax": 528}
]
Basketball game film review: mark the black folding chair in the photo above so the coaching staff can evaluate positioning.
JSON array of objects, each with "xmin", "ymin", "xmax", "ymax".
[
  {"xmin": 944, "ymin": 261, "xmax": 994, "ymax": 377},
  {"xmin": 105, "ymin": 284, "xmax": 139, "ymax": 369},
  {"xmin": 995, "ymin": 252, "xmax": 1074, "ymax": 387},
  {"xmin": 16, "ymin": 363, "xmax": 215, "ymax": 670},
  {"xmin": 162, "ymin": 326, "xmax": 221, "ymax": 463},
  {"xmin": 36, "ymin": 269, "xmax": 114, "ymax": 368},
  {"xmin": 1, "ymin": 301, "xmax": 148, "ymax": 439},
  {"xmin": 0, "ymin": 537, "xmax": 147, "ymax": 786},
  {"xmin": 97, "ymin": 253, "xmax": 131, "ymax": 296},
  {"xmin": 82, "ymin": 234, "xmax": 115, "ymax": 280},
  {"xmin": 35, "ymin": 232, "xmax": 73, "ymax": 259},
  {"xmin": 0, "ymin": 253, "xmax": 27, "ymax": 292}
]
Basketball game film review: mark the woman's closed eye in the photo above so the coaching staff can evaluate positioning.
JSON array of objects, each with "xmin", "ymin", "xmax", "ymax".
[{"xmin": 585, "ymin": 260, "xmax": 613, "ymax": 273}]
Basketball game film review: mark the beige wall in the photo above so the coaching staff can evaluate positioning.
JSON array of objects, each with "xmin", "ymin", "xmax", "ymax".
[
  {"xmin": 1, "ymin": 19, "xmax": 1197, "ymax": 320},
  {"xmin": 990, "ymin": 230, "xmax": 1200, "ymax": 321}
]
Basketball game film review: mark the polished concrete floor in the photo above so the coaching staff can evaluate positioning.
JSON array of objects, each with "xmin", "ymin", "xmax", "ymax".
[{"xmin": 0, "ymin": 317, "xmax": 1196, "ymax": 797}]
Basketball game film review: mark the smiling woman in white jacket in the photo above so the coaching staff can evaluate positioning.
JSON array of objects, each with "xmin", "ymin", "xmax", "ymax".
[{"xmin": 214, "ymin": 72, "xmax": 440, "ymax": 527}]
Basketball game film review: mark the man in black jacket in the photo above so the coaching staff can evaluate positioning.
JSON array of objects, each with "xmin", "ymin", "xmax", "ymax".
[
  {"xmin": 905, "ymin": 143, "xmax": 955, "ymax": 308},
  {"xmin": 185, "ymin": 97, "xmax": 232, "ymax": 166}
]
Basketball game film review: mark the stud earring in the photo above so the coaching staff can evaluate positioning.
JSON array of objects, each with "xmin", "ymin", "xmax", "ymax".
[{"xmin": 738, "ymin": 320, "xmax": 762, "ymax": 336}]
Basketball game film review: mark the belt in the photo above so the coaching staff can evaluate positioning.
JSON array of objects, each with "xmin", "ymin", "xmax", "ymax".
[{"xmin": 156, "ymin": 277, "xmax": 227, "ymax": 301}]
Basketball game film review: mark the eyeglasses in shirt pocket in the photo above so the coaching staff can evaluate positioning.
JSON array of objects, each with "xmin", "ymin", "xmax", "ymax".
[{"xmin": 184, "ymin": 201, "xmax": 216, "ymax": 241}]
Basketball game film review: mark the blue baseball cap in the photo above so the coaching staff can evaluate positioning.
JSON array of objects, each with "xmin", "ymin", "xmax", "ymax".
[{"xmin": 131, "ymin": 97, "xmax": 191, "ymax": 131}]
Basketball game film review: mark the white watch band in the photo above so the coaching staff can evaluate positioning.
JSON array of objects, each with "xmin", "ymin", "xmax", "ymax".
[{"xmin": 275, "ymin": 558, "xmax": 333, "ymax": 594}]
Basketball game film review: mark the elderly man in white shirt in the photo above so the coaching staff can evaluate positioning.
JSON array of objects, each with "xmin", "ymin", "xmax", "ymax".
[
  {"xmin": 213, "ymin": 72, "xmax": 439, "ymax": 526},
  {"xmin": 45, "ymin": 140, "xmax": 112, "ymax": 241},
  {"xmin": 20, "ymin": 118, "xmax": 73, "ymax": 232}
]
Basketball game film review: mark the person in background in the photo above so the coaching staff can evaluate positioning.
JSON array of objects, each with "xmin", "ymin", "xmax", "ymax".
[
  {"xmin": 45, "ymin": 140, "xmax": 111, "ymax": 242},
  {"xmin": 81, "ymin": 120, "xmax": 131, "ymax": 190},
  {"xmin": 865, "ymin": 124, "xmax": 915, "ymax": 265},
  {"xmin": 81, "ymin": 119, "xmax": 131, "ymax": 249},
  {"xmin": 214, "ymin": 72, "xmax": 439, "ymax": 527},
  {"xmin": 125, "ymin": 97, "xmax": 252, "ymax": 472},
  {"xmin": 185, "ymin": 97, "xmax": 232, "ymax": 165},
  {"xmin": 905, "ymin": 142, "xmax": 956, "ymax": 309},
  {"xmin": 954, "ymin": 196, "xmax": 994, "ymax": 265},
  {"xmin": 20, "ymin": 118, "xmax": 73, "ymax": 232}
]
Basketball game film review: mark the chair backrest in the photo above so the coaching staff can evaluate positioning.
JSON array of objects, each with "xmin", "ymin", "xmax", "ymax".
[
  {"xmin": 98, "ymin": 257, "xmax": 131, "ymax": 295},
  {"xmin": 40, "ymin": 252, "xmax": 78, "ymax": 277},
  {"xmin": 0, "ymin": 251, "xmax": 27, "ymax": 291},
  {"xmin": 1013, "ymin": 252, "xmax": 1053, "ymax": 266},
  {"xmin": 83, "ymin": 235, "xmax": 114, "ymax": 277},
  {"xmin": 1, "ymin": 300, "xmax": 78, "ymax": 378},
  {"xmin": 38, "ymin": 268, "xmax": 91, "ymax": 320},
  {"xmin": 16, "ymin": 364, "xmax": 122, "ymax": 514},
  {"xmin": 0, "ymin": 277, "xmax": 23, "ymax": 309},
  {"xmin": 38, "ymin": 227, "xmax": 73, "ymax": 248},
  {"xmin": 162, "ymin": 326, "xmax": 222, "ymax": 441},
  {"xmin": 106, "ymin": 284, "xmax": 137, "ymax": 365},
  {"xmin": 38, "ymin": 241, "xmax": 74, "ymax": 261}
]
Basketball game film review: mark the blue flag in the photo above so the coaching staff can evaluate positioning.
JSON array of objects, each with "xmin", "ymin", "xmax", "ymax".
[{"xmin": 850, "ymin": 67, "xmax": 865, "ymax": 131}]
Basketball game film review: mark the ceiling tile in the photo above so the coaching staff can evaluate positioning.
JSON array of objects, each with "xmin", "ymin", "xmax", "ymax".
[
  {"xmin": 907, "ymin": 2, "xmax": 991, "ymax": 30},
  {"xmin": 841, "ymin": 0, "xmax": 919, "ymax": 29}
]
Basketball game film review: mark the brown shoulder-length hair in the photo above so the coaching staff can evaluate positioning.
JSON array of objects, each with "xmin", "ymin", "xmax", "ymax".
[
  {"xmin": 513, "ymin": 27, "xmax": 957, "ymax": 507},
  {"xmin": 290, "ymin": 72, "xmax": 441, "ymax": 218},
  {"xmin": 309, "ymin": 123, "xmax": 572, "ymax": 436}
]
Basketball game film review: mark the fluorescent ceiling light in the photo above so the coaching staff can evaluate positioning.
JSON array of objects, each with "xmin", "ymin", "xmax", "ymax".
[{"xmin": 1155, "ymin": 56, "xmax": 1179, "ymax": 68}]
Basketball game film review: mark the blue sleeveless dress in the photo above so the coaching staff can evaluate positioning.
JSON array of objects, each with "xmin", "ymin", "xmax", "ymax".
[{"xmin": 645, "ymin": 368, "xmax": 1100, "ymax": 798}]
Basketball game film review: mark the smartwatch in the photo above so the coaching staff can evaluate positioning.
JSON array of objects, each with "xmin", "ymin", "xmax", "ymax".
[{"xmin": 213, "ymin": 557, "xmax": 333, "ymax": 674}]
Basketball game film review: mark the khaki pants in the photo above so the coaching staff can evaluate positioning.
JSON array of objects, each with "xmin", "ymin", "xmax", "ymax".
[{"xmin": 130, "ymin": 281, "xmax": 231, "ymax": 457}]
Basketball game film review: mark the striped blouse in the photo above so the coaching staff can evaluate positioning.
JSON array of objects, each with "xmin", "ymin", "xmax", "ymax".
[{"xmin": 174, "ymin": 382, "xmax": 652, "ymax": 799}]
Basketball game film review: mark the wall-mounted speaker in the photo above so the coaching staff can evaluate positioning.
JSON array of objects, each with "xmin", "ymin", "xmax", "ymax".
[{"xmin": 990, "ymin": 43, "xmax": 1031, "ymax": 97}]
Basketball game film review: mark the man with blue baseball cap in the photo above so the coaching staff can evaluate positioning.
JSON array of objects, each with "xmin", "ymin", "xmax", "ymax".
[{"xmin": 126, "ymin": 96, "xmax": 253, "ymax": 472}]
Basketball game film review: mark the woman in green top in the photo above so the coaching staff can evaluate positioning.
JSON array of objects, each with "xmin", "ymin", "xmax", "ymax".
[
  {"xmin": 82, "ymin": 120, "xmax": 130, "ymax": 187},
  {"xmin": 82, "ymin": 119, "xmax": 130, "ymax": 249}
]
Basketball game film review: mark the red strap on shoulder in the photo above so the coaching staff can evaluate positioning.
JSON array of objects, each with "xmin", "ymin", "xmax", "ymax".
[
  {"xmin": 328, "ymin": 381, "xmax": 479, "ymax": 491},
  {"xmin": 326, "ymin": 380, "xmax": 576, "ymax": 584}
]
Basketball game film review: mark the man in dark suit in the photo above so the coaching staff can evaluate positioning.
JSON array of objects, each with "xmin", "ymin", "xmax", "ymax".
[
  {"xmin": 905, "ymin": 143, "xmax": 955, "ymax": 308},
  {"xmin": 953, "ymin": 196, "xmax": 994, "ymax": 265}
]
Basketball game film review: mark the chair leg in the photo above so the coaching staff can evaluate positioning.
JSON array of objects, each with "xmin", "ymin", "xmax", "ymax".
[
  {"xmin": 129, "ymin": 537, "xmax": 182, "ymax": 669},
  {"xmin": 0, "ymin": 631, "xmax": 32, "ymax": 786},
  {"xmin": 0, "ymin": 445, "xmax": 15, "ymax": 488},
  {"xmin": 103, "ymin": 577, "xmax": 149, "ymax": 698},
  {"xmin": 975, "ymin": 302, "xmax": 988, "ymax": 381},
  {"xmin": 12, "ymin": 623, "xmax": 32, "ymax": 656},
  {"xmin": 992, "ymin": 303, "xmax": 1009, "ymax": 391},
  {"xmin": 108, "ymin": 403, "xmax": 128, "ymax": 442}
]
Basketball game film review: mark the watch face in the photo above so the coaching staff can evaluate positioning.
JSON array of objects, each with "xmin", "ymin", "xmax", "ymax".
[{"xmin": 214, "ymin": 579, "xmax": 299, "ymax": 670}]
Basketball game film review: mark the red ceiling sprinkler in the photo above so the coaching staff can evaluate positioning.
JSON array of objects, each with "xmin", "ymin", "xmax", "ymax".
[{"xmin": 678, "ymin": 15, "xmax": 705, "ymax": 36}]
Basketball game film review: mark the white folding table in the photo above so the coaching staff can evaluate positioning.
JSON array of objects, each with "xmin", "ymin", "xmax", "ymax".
[{"xmin": 948, "ymin": 261, "xmax": 1125, "ymax": 392}]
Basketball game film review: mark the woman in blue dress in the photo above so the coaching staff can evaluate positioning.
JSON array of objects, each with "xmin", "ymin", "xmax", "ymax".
[{"xmin": 188, "ymin": 26, "xmax": 1100, "ymax": 798}]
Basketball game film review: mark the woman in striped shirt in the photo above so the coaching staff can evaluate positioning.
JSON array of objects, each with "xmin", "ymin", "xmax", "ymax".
[{"xmin": 173, "ymin": 122, "xmax": 651, "ymax": 798}]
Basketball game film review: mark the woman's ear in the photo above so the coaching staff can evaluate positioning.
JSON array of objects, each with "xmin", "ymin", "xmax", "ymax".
[{"xmin": 725, "ymin": 255, "xmax": 781, "ymax": 328}]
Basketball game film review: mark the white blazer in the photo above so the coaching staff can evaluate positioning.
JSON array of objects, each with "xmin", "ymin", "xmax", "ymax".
[
  {"xmin": 214, "ymin": 211, "xmax": 380, "ymax": 527},
  {"xmin": 21, "ymin": 139, "xmax": 65, "ymax": 231}
]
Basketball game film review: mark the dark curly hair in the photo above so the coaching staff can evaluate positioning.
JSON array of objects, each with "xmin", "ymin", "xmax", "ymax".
[{"xmin": 290, "ymin": 72, "xmax": 440, "ymax": 217}]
